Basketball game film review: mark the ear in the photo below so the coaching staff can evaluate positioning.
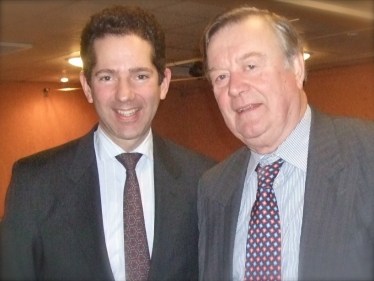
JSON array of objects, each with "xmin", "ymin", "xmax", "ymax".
[
  {"xmin": 292, "ymin": 53, "xmax": 305, "ymax": 89},
  {"xmin": 79, "ymin": 71, "xmax": 93, "ymax": 103},
  {"xmin": 159, "ymin": 68, "xmax": 171, "ymax": 100}
]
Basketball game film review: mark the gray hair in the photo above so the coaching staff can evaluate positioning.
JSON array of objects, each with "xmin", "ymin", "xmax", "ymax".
[{"xmin": 201, "ymin": 6, "xmax": 305, "ymax": 74}]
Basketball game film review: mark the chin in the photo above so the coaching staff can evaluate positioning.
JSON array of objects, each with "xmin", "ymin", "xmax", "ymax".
[{"xmin": 117, "ymin": 132, "xmax": 141, "ymax": 141}]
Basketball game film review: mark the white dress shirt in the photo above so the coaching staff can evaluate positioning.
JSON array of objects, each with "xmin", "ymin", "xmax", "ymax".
[
  {"xmin": 94, "ymin": 126, "xmax": 155, "ymax": 281},
  {"xmin": 233, "ymin": 106, "xmax": 311, "ymax": 281}
]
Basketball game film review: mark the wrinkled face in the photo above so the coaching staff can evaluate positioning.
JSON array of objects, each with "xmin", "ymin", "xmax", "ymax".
[
  {"xmin": 207, "ymin": 17, "xmax": 306, "ymax": 154},
  {"xmin": 80, "ymin": 34, "xmax": 171, "ymax": 152}
]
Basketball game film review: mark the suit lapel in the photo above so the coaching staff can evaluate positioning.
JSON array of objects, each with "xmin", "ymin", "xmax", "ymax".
[
  {"xmin": 64, "ymin": 127, "xmax": 114, "ymax": 281},
  {"xmin": 214, "ymin": 147, "xmax": 250, "ymax": 207},
  {"xmin": 298, "ymin": 109, "xmax": 349, "ymax": 279},
  {"xmin": 149, "ymin": 134, "xmax": 182, "ymax": 276},
  {"xmin": 211, "ymin": 147, "xmax": 251, "ymax": 280}
]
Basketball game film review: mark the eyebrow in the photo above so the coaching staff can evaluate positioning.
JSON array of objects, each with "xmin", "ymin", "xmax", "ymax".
[
  {"xmin": 238, "ymin": 52, "xmax": 267, "ymax": 63},
  {"xmin": 206, "ymin": 66, "xmax": 229, "ymax": 76},
  {"xmin": 129, "ymin": 67, "xmax": 153, "ymax": 74},
  {"xmin": 94, "ymin": 69, "xmax": 115, "ymax": 76},
  {"xmin": 206, "ymin": 52, "xmax": 267, "ymax": 74},
  {"xmin": 94, "ymin": 67, "xmax": 153, "ymax": 77}
]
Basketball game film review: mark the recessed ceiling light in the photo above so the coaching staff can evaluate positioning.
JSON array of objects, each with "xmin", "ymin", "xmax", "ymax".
[
  {"xmin": 61, "ymin": 77, "xmax": 69, "ymax": 83},
  {"xmin": 303, "ymin": 53, "xmax": 311, "ymax": 60},
  {"xmin": 68, "ymin": 57, "xmax": 83, "ymax": 68}
]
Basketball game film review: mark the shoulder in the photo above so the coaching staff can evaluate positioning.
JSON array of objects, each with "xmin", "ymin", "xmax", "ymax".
[
  {"xmin": 5, "ymin": 131, "xmax": 94, "ymax": 222},
  {"xmin": 12, "ymin": 129, "xmax": 94, "ymax": 178},
  {"xmin": 310, "ymin": 109, "xmax": 374, "ymax": 191},
  {"xmin": 313, "ymin": 109, "xmax": 374, "ymax": 156},
  {"xmin": 332, "ymin": 116, "xmax": 374, "ymax": 168},
  {"xmin": 199, "ymin": 146, "xmax": 249, "ymax": 197},
  {"xmin": 153, "ymin": 133, "xmax": 217, "ymax": 173},
  {"xmin": 312, "ymin": 108, "xmax": 374, "ymax": 137},
  {"xmin": 152, "ymin": 134, "xmax": 217, "ymax": 202},
  {"xmin": 332, "ymin": 116, "xmax": 374, "ymax": 141},
  {"xmin": 201, "ymin": 146, "xmax": 249, "ymax": 182}
]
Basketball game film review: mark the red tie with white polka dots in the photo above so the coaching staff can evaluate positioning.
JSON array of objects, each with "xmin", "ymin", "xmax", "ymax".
[
  {"xmin": 116, "ymin": 153, "xmax": 150, "ymax": 281},
  {"xmin": 244, "ymin": 158, "xmax": 284, "ymax": 281}
]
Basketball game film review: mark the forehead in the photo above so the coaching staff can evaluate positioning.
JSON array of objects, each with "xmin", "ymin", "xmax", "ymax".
[{"xmin": 93, "ymin": 34, "xmax": 153, "ymax": 59}]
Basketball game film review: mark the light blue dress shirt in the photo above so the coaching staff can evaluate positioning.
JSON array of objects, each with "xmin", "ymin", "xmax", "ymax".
[{"xmin": 233, "ymin": 106, "xmax": 311, "ymax": 281}]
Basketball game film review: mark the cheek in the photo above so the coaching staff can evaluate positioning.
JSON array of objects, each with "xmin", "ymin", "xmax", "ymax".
[
  {"xmin": 94, "ymin": 84, "xmax": 118, "ymax": 103},
  {"xmin": 216, "ymin": 97, "xmax": 236, "ymax": 129},
  {"xmin": 92, "ymin": 92, "xmax": 109, "ymax": 106},
  {"xmin": 215, "ymin": 90, "xmax": 229, "ymax": 110},
  {"xmin": 216, "ymin": 98, "xmax": 230, "ymax": 121},
  {"xmin": 90, "ymin": 84, "xmax": 112, "ymax": 101},
  {"xmin": 150, "ymin": 96, "xmax": 161, "ymax": 111},
  {"xmin": 140, "ymin": 91, "xmax": 162, "ymax": 112},
  {"xmin": 148, "ymin": 86, "xmax": 162, "ymax": 100}
]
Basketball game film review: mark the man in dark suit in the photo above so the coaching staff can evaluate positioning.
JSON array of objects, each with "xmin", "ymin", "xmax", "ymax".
[
  {"xmin": 0, "ymin": 5, "xmax": 215, "ymax": 281},
  {"xmin": 198, "ymin": 6, "xmax": 374, "ymax": 281}
]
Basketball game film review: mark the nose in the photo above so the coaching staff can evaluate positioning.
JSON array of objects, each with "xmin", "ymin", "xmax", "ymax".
[
  {"xmin": 116, "ymin": 77, "xmax": 135, "ymax": 102},
  {"xmin": 228, "ymin": 72, "xmax": 247, "ymax": 97}
]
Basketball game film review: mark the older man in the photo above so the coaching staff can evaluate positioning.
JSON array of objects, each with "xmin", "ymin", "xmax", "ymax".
[{"xmin": 198, "ymin": 6, "xmax": 374, "ymax": 281}]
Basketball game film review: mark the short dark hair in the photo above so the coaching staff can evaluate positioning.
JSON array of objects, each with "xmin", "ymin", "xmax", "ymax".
[
  {"xmin": 201, "ymin": 6, "xmax": 304, "ymax": 76},
  {"xmin": 80, "ymin": 5, "xmax": 166, "ymax": 85}
]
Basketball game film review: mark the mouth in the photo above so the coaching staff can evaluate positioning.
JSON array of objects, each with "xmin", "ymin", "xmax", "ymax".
[
  {"xmin": 117, "ymin": 108, "xmax": 140, "ymax": 117},
  {"xmin": 236, "ymin": 104, "xmax": 259, "ymax": 113}
]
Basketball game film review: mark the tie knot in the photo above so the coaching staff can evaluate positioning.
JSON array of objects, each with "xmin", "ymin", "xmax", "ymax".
[
  {"xmin": 255, "ymin": 158, "xmax": 284, "ymax": 175},
  {"xmin": 116, "ymin": 153, "xmax": 142, "ymax": 171}
]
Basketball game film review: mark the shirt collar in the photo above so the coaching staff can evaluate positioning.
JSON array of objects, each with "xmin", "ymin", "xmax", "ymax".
[
  {"xmin": 247, "ymin": 105, "xmax": 311, "ymax": 175},
  {"xmin": 94, "ymin": 126, "xmax": 154, "ymax": 162}
]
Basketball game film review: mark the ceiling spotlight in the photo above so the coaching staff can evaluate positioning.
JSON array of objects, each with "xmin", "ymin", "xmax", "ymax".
[
  {"xmin": 61, "ymin": 77, "xmax": 69, "ymax": 83},
  {"xmin": 303, "ymin": 53, "xmax": 311, "ymax": 60},
  {"xmin": 68, "ymin": 57, "xmax": 83, "ymax": 68}
]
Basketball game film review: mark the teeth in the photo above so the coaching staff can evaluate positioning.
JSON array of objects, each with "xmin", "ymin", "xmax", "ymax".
[
  {"xmin": 237, "ymin": 104, "xmax": 253, "ymax": 113},
  {"xmin": 118, "ymin": 108, "xmax": 138, "ymax": 117}
]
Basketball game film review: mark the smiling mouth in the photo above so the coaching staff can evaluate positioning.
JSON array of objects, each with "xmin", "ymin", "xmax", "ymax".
[
  {"xmin": 237, "ymin": 104, "xmax": 255, "ymax": 113},
  {"xmin": 117, "ymin": 108, "xmax": 139, "ymax": 117}
]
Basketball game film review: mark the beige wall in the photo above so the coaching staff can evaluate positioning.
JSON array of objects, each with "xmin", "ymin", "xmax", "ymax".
[{"xmin": 1, "ymin": 62, "xmax": 373, "ymax": 217}]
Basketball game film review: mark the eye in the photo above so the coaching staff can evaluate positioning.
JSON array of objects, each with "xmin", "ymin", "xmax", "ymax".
[
  {"xmin": 211, "ymin": 73, "xmax": 228, "ymax": 83},
  {"xmin": 99, "ymin": 75, "xmax": 112, "ymax": 81},
  {"xmin": 209, "ymin": 70, "xmax": 230, "ymax": 87},
  {"xmin": 137, "ymin": 74, "xmax": 149, "ymax": 80},
  {"xmin": 217, "ymin": 74, "xmax": 226, "ymax": 81},
  {"xmin": 211, "ymin": 73, "xmax": 230, "ymax": 88}
]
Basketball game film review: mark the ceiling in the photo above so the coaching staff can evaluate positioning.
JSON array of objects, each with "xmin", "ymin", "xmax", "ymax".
[{"xmin": 0, "ymin": 0, "xmax": 373, "ymax": 85}]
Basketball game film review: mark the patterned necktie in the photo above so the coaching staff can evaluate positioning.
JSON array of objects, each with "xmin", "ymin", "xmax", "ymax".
[
  {"xmin": 244, "ymin": 158, "xmax": 284, "ymax": 281},
  {"xmin": 116, "ymin": 153, "xmax": 150, "ymax": 281}
]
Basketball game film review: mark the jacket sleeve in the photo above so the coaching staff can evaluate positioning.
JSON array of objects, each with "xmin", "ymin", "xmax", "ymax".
[{"xmin": 0, "ymin": 161, "xmax": 43, "ymax": 281}]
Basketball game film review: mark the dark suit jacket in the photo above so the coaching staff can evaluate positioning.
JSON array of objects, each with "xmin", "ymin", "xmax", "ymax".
[
  {"xmin": 0, "ymin": 127, "xmax": 216, "ymax": 281},
  {"xmin": 198, "ymin": 108, "xmax": 374, "ymax": 281}
]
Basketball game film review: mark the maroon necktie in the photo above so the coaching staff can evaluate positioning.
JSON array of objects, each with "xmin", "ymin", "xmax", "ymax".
[
  {"xmin": 244, "ymin": 158, "xmax": 284, "ymax": 281},
  {"xmin": 116, "ymin": 153, "xmax": 150, "ymax": 281}
]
